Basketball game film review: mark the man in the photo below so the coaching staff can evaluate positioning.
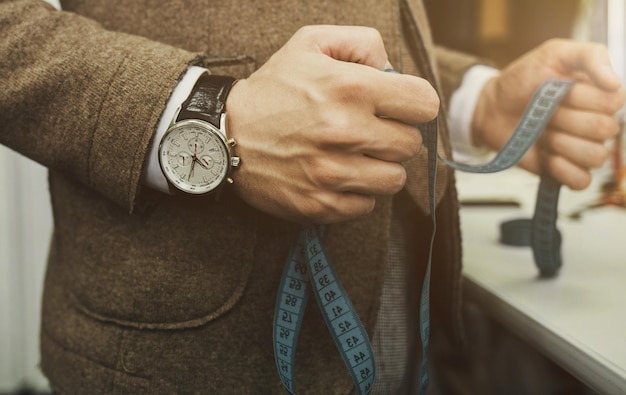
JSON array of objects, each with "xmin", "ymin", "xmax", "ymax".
[{"xmin": 1, "ymin": 0, "xmax": 623, "ymax": 393}]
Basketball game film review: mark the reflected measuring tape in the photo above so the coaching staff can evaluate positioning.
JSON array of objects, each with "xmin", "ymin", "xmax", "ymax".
[{"xmin": 272, "ymin": 77, "xmax": 573, "ymax": 394}]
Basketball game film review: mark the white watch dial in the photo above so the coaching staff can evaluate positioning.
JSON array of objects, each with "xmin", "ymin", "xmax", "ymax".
[{"xmin": 159, "ymin": 119, "xmax": 230, "ymax": 194}]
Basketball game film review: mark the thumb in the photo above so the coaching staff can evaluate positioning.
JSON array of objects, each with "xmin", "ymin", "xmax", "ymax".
[{"xmin": 291, "ymin": 25, "xmax": 390, "ymax": 70}]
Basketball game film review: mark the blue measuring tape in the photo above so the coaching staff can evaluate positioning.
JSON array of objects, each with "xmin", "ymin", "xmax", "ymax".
[
  {"xmin": 273, "ymin": 225, "xmax": 376, "ymax": 394},
  {"xmin": 489, "ymin": 81, "xmax": 573, "ymax": 278},
  {"xmin": 499, "ymin": 176, "xmax": 563, "ymax": 277},
  {"xmin": 272, "ymin": 77, "xmax": 573, "ymax": 394}
]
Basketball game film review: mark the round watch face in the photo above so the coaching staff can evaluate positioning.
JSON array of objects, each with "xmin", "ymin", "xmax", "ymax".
[{"xmin": 159, "ymin": 119, "xmax": 230, "ymax": 194}]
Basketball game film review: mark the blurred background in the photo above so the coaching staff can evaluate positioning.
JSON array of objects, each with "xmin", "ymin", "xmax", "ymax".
[
  {"xmin": 426, "ymin": 0, "xmax": 581, "ymax": 68},
  {"xmin": 0, "ymin": 0, "xmax": 622, "ymax": 394}
]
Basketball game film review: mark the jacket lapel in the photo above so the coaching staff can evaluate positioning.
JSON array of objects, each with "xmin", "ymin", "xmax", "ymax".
[{"xmin": 399, "ymin": 0, "xmax": 452, "ymax": 214}]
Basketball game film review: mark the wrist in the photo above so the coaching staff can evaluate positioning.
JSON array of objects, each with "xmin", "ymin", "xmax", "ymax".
[
  {"xmin": 158, "ymin": 72, "xmax": 240, "ymax": 197},
  {"xmin": 447, "ymin": 65, "xmax": 500, "ymax": 161},
  {"xmin": 145, "ymin": 66, "xmax": 208, "ymax": 194},
  {"xmin": 223, "ymin": 78, "xmax": 256, "ymax": 202},
  {"xmin": 223, "ymin": 78, "xmax": 246, "ymax": 149}
]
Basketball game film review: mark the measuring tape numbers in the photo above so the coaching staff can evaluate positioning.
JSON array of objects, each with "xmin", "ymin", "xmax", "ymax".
[
  {"xmin": 273, "ymin": 230, "xmax": 311, "ymax": 393},
  {"xmin": 272, "ymin": 78, "xmax": 573, "ymax": 394},
  {"xmin": 273, "ymin": 225, "xmax": 375, "ymax": 395}
]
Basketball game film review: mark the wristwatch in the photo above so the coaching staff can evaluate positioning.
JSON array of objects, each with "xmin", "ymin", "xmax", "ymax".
[{"xmin": 158, "ymin": 73, "xmax": 240, "ymax": 197}]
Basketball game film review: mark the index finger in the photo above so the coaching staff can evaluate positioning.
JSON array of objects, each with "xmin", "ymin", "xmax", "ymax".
[
  {"xmin": 553, "ymin": 40, "xmax": 622, "ymax": 91},
  {"xmin": 335, "ymin": 63, "xmax": 440, "ymax": 125}
]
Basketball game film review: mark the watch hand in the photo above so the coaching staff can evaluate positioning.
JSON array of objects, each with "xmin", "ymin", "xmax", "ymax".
[
  {"xmin": 189, "ymin": 156, "xmax": 196, "ymax": 180},
  {"xmin": 194, "ymin": 157, "xmax": 209, "ymax": 169}
]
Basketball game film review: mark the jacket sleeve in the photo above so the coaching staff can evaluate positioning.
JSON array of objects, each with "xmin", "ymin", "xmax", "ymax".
[{"xmin": 0, "ymin": 0, "xmax": 205, "ymax": 211}]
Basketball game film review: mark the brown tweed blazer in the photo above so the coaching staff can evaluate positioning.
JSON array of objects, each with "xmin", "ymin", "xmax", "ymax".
[{"xmin": 1, "ymin": 0, "xmax": 478, "ymax": 393}]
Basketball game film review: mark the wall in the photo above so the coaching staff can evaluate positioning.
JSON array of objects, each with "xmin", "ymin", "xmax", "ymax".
[
  {"xmin": 0, "ymin": 2, "xmax": 59, "ymax": 392},
  {"xmin": 0, "ymin": 148, "xmax": 52, "ymax": 391}
]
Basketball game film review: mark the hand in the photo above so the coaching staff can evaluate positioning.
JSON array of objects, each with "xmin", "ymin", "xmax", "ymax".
[
  {"xmin": 472, "ymin": 38, "xmax": 625, "ymax": 190},
  {"xmin": 225, "ymin": 25, "xmax": 439, "ymax": 223},
  {"xmin": 194, "ymin": 157, "xmax": 209, "ymax": 169},
  {"xmin": 189, "ymin": 156, "xmax": 196, "ymax": 180}
]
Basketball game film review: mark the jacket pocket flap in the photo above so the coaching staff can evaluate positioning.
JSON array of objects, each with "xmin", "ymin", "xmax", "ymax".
[{"xmin": 63, "ymin": 190, "xmax": 257, "ymax": 330}]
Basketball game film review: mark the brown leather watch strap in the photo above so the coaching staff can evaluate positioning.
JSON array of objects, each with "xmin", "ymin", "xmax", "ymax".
[{"xmin": 176, "ymin": 72, "xmax": 236, "ymax": 127}]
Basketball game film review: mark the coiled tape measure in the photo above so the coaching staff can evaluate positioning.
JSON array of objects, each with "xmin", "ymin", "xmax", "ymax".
[{"xmin": 273, "ymin": 75, "xmax": 573, "ymax": 394}]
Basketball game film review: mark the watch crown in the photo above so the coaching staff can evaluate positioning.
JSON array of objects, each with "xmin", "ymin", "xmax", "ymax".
[{"xmin": 231, "ymin": 156, "xmax": 241, "ymax": 168}]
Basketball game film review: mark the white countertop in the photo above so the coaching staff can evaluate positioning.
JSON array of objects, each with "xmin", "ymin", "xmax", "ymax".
[{"xmin": 457, "ymin": 167, "xmax": 626, "ymax": 395}]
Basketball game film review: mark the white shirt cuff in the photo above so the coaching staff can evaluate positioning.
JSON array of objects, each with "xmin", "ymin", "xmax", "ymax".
[
  {"xmin": 143, "ymin": 66, "xmax": 208, "ymax": 194},
  {"xmin": 447, "ymin": 64, "xmax": 500, "ymax": 163}
]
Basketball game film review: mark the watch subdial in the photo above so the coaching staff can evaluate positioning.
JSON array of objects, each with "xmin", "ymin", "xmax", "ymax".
[
  {"xmin": 199, "ymin": 155, "xmax": 215, "ymax": 170},
  {"xmin": 177, "ymin": 151, "xmax": 192, "ymax": 167},
  {"xmin": 188, "ymin": 137, "xmax": 205, "ymax": 154}
]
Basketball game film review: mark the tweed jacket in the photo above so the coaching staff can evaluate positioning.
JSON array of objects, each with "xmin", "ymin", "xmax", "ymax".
[{"xmin": 1, "ymin": 0, "xmax": 479, "ymax": 393}]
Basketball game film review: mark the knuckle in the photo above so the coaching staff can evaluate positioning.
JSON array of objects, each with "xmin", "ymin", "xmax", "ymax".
[
  {"xmin": 426, "ymin": 95, "xmax": 441, "ymax": 119},
  {"xmin": 359, "ymin": 197, "xmax": 377, "ymax": 216},
  {"xmin": 571, "ymin": 173, "xmax": 592, "ymax": 190},
  {"xmin": 316, "ymin": 108, "xmax": 354, "ymax": 144},
  {"xmin": 608, "ymin": 88, "xmax": 626, "ymax": 113},
  {"xmin": 297, "ymin": 191, "xmax": 338, "ymax": 222},
  {"xmin": 540, "ymin": 38, "xmax": 564, "ymax": 53},
  {"xmin": 298, "ymin": 200, "xmax": 328, "ymax": 222},
  {"xmin": 333, "ymin": 74, "xmax": 367, "ymax": 102},
  {"xmin": 336, "ymin": 195, "xmax": 377, "ymax": 220},
  {"xmin": 544, "ymin": 37, "xmax": 565, "ymax": 47},
  {"xmin": 360, "ymin": 27, "xmax": 384, "ymax": 46},
  {"xmin": 551, "ymin": 167, "xmax": 591, "ymax": 191},
  {"xmin": 344, "ymin": 196, "xmax": 376, "ymax": 219},
  {"xmin": 590, "ymin": 145, "xmax": 610, "ymax": 168},
  {"xmin": 294, "ymin": 25, "xmax": 318, "ymax": 41},
  {"xmin": 310, "ymin": 158, "xmax": 344, "ymax": 189},
  {"xmin": 594, "ymin": 116, "xmax": 619, "ymax": 140},
  {"xmin": 417, "ymin": 79, "xmax": 440, "ymax": 119},
  {"xmin": 301, "ymin": 194, "xmax": 376, "ymax": 224},
  {"xmin": 387, "ymin": 166, "xmax": 407, "ymax": 194},
  {"xmin": 399, "ymin": 132, "xmax": 422, "ymax": 158},
  {"xmin": 316, "ymin": 171, "xmax": 343, "ymax": 189}
]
